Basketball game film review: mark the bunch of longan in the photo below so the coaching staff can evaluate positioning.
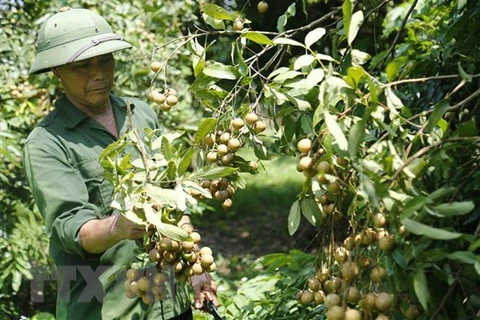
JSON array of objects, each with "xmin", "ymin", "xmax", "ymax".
[
  {"xmin": 124, "ymin": 229, "xmax": 216, "ymax": 304},
  {"xmin": 148, "ymin": 60, "xmax": 179, "ymax": 112},
  {"xmin": 123, "ymin": 267, "xmax": 169, "ymax": 305},
  {"xmin": 9, "ymin": 81, "xmax": 47, "ymax": 101},
  {"xmin": 148, "ymin": 231, "xmax": 216, "ymax": 281},
  {"xmin": 296, "ymin": 215, "xmax": 420, "ymax": 319},
  {"xmin": 149, "ymin": 87, "xmax": 178, "ymax": 112},
  {"xmin": 205, "ymin": 113, "xmax": 266, "ymax": 167},
  {"xmin": 197, "ymin": 178, "xmax": 236, "ymax": 210},
  {"xmin": 296, "ymin": 138, "xmax": 350, "ymax": 220}
]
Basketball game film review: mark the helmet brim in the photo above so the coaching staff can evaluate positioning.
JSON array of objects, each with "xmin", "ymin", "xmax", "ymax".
[{"xmin": 29, "ymin": 33, "xmax": 132, "ymax": 74}]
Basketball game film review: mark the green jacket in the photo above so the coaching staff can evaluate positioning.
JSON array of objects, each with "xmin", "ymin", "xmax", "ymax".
[{"xmin": 23, "ymin": 94, "xmax": 191, "ymax": 320}]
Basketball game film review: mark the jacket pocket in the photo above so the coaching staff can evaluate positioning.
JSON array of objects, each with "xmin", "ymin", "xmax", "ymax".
[{"xmin": 76, "ymin": 158, "xmax": 113, "ymax": 216}]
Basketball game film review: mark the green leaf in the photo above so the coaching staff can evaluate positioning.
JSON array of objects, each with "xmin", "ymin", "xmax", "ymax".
[
  {"xmin": 306, "ymin": 68, "xmax": 325, "ymax": 87},
  {"xmin": 272, "ymin": 70, "xmax": 302, "ymax": 83},
  {"xmin": 273, "ymin": 37, "xmax": 305, "ymax": 48},
  {"xmin": 152, "ymin": 132, "xmax": 183, "ymax": 151},
  {"xmin": 277, "ymin": 3, "xmax": 296, "ymax": 33},
  {"xmin": 193, "ymin": 55, "xmax": 205, "ymax": 78},
  {"xmin": 241, "ymin": 32, "xmax": 274, "ymax": 45},
  {"xmin": 348, "ymin": 118, "xmax": 366, "ymax": 157},
  {"xmin": 426, "ymin": 99, "xmax": 450, "ymax": 132},
  {"xmin": 385, "ymin": 87, "xmax": 402, "ymax": 115},
  {"xmin": 348, "ymin": 11, "xmax": 364, "ymax": 46},
  {"xmin": 304, "ymin": 27, "xmax": 326, "ymax": 48},
  {"xmin": 253, "ymin": 139, "xmax": 269, "ymax": 160},
  {"xmin": 31, "ymin": 312, "xmax": 55, "ymax": 320},
  {"xmin": 288, "ymin": 200, "xmax": 301, "ymax": 235},
  {"xmin": 268, "ymin": 67, "xmax": 290, "ymax": 79},
  {"xmin": 445, "ymin": 251, "xmax": 478, "ymax": 265},
  {"xmin": 202, "ymin": 3, "xmax": 235, "ymax": 20},
  {"xmin": 284, "ymin": 93, "xmax": 312, "ymax": 111},
  {"xmin": 386, "ymin": 56, "xmax": 409, "ymax": 82},
  {"xmin": 144, "ymin": 184, "xmax": 182, "ymax": 210},
  {"xmin": 324, "ymin": 111, "xmax": 348, "ymax": 152},
  {"xmin": 351, "ymin": 49, "xmax": 370, "ymax": 66},
  {"xmin": 401, "ymin": 218, "xmax": 462, "ymax": 240},
  {"xmin": 161, "ymin": 136, "xmax": 174, "ymax": 160},
  {"xmin": 189, "ymin": 165, "xmax": 238, "ymax": 179},
  {"xmin": 158, "ymin": 223, "xmax": 190, "ymax": 242},
  {"xmin": 342, "ymin": 0, "xmax": 353, "ymax": 41},
  {"xmin": 313, "ymin": 104, "xmax": 326, "ymax": 128},
  {"xmin": 432, "ymin": 201, "xmax": 475, "ymax": 217},
  {"xmin": 202, "ymin": 14, "xmax": 226, "ymax": 30},
  {"xmin": 178, "ymin": 148, "xmax": 194, "ymax": 176},
  {"xmin": 99, "ymin": 136, "xmax": 128, "ymax": 161},
  {"xmin": 345, "ymin": 66, "xmax": 368, "ymax": 89},
  {"xmin": 194, "ymin": 118, "xmax": 217, "ymax": 143},
  {"xmin": 315, "ymin": 53, "xmax": 336, "ymax": 62},
  {"xmin": 293, "ymin": 54, "xmax": 315, "ymax": 70},
  {"xmin": 429, "ymin": 186, "xmax": 457, "ymax": 200},
  {"xmin": 458, "ymin": 63, "xmax": 472, "ymax": 82},
  {"xmin": 182, "ymin": 180, "xmax": 212, "ymax": 199},
  {"xmin": 413, "ymin": 267, "xmax": 430, "ymax": 311},
  {"xmin": 203, "ymin": 62, "xmax": 239, "ymax": 80},
  {"xmin": 300, "ymin": 197, "xmax": 321, "ymax": 226},
  {"xmin": 402, "ymin": 196, "xmax": 432, "ymax": 217},
  {"xmin": 11, "ymin": 271, "xmax": 21, "ymax": 292}
]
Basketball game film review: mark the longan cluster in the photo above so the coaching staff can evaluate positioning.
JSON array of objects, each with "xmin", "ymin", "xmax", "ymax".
[
  {"xmin": 205, "ymin": 129, "xmax": 242, "ymax": 167},
  {"xmin": 205, "ymin": 113, "xmax": 266, "ymax": 167},
  {"xmin": 149, "ymin": 87, "xmax": 178, "ymax": 112},
  {"xmin": 134, "ymin": 20, "xmax": 155, "ymax": 43},
  {"xmin": 148, "ymin": 231, "xmax": 216, "ymax": 281},
  {"xmin": 297, "ymin": 219, "xmax": 421, "ymax": 319},
  {"xmin": 9, "ymin": 81, "xmax": 47, "ymax": 100},
  {"xmin": 205, "ymin": 112, "xmax": 267, "ymax": 166},
  {"xmin": 123, "ymin": 229, "xmax": 216, "ymax": 303},
  {"xmin": 196, "ymin": 178, "xmax": 236, "ymax": 210},
  {"xmin": 296, "ymin": 138, "xmax": 352, "ymax": 221},
  {"xmin": 148, "ymin": 60, "xmax": 179, "ymax": 112},
  {"xmin": 123, "ymin": 267, "xmax": 169, "ymax": 304},
  {"xmin": 198, "ymin": 113, "xmax": 265, "ymax": 209}
]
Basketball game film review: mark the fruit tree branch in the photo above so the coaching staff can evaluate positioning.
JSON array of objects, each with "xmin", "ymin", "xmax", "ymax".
[
  {"xmin": 390, "ymin": 136, "xmax": 480, "ymax": 184},
  {"xmin": 373, "ymin": 0, "xmax": 419, "ymax": 71},
  {"xmin": 447, "ymin": 87, "xmax": 480, "ymax": 112},
  {"xmin": 126, "ymin": 103, "xmax": 150, "ymax": 183},
  {"xmin": 382, "ymin": 73, "xmax": 480, "ymax": 88}
]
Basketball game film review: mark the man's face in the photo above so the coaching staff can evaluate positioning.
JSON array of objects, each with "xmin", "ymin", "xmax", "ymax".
[{"xmin": 53, "ymin": 53, "xmax": 115, "ymax": 111}]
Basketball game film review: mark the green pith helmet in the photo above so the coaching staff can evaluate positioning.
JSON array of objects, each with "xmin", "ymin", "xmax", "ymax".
[{"xmin": 29, "ymin": 7, "xmax": 132, "ymax": 74}]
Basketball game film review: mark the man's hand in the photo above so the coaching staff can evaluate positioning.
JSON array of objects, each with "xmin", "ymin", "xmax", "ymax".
[
  {"xmin": 109, "ymin": 212, "xmax": 147, "ymax": 241},
  {"xmin": 80, "ymin": 211, "xmax": 147, "ymax": 254},
  {"xmin": 191, "ymin": 272, "xmax": 219, "ymax": 310}
]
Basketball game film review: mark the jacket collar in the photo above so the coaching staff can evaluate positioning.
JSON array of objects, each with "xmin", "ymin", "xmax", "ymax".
[{"xmin": 55, "ymin": 94, "xmax": 133, "ymax": 129}]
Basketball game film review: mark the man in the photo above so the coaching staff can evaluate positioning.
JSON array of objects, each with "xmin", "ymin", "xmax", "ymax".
[{"xmin": 23, "ymin": 7, "xmax": 217, "ymax": 320}]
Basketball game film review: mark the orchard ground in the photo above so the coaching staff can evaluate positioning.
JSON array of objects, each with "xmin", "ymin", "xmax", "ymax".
[{"xmin": 194, "ymin": 152, "xmax": 318, "ymax": 281}]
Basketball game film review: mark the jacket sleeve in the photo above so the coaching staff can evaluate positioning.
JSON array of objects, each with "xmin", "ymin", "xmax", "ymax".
[{"xmin": 23, "ymin": 132, "xmax": 102, "ymax": 259}]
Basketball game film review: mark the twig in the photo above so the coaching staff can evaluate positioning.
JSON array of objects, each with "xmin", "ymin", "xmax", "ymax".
[
  {"xmin": 284, "ymin": 8, "xmax": 341, "ymax": 36},
  {"xmin": 432, "ymin": 273, "xmax": 458, "ymax": 318},
  {"xmin": 373, "ymin": 0, "xmax": 419, "ymax": 70},
  {"xmin": 390, "ymin": 136, "xmax": 480, "ymax": 184},
  {"xmin": 382, "ymin": 73, "xmax": 480, "ymax": 88},
  {"xmin": 446, "ymin": 79, "xmax": 466, "ymax": 99},
  {"xmin": 448, "ymin": 87, "xmax": 480, "ymax": 112},
  {"xmin": 405, "ymin": 85, "xmax": 480, "ymax": 126},
  {"xmin": 126, "ymin": 103, "xmax": 150, "ymax": 184},
  {"xmin": 364, "ymin": 0, "xmax": 392, "ymax": 22}
]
